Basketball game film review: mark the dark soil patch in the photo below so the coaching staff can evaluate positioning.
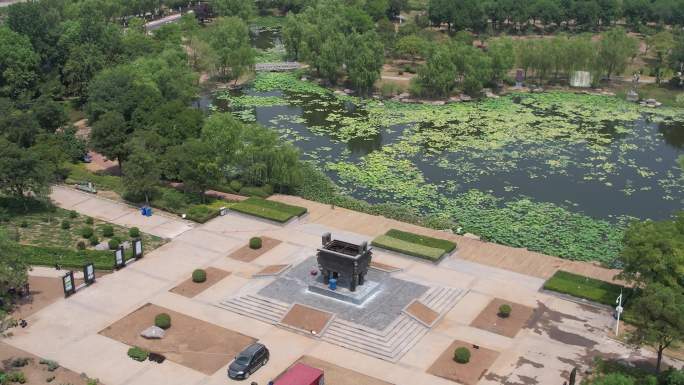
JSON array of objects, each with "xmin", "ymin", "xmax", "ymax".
[
  {"xmin": 470, "ymin": 298, "xmax": 536, "ymax": 338},
  {"xmin": 227, "ymin": 237, "xmax": 281, "ymax": 262},
  {"xmin": 427, "ymin": 340, "xmax": 499, "ymax": 385},
  {"xmin": 0, "ymin": 342, "xmax": 97, "ymax": 385},
  {"xmin": 99, "ymin": 303, "xmax": 256, "ymax": 375},
  {"xmin": 170, "ymin": 267, "xmax": 231, "ymax": 298}
]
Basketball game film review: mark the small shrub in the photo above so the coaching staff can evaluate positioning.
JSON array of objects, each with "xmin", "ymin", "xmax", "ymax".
[
  {"xmin": 61, "ymin": 220, "xmax": 70, "ymax": 230},
  {"xmin": 89, "ymin": 235, "xmax": 99, "ymax": 246},
  {"xmin": 192, "ymin": 269, "xmax": 207, "ymax": 283},
  {"xmin": 19, "ymin": 221, "xmax": 28, "ymax": 228},
  {"xmin": 453, "ymin": 347, "xmax": 471, "ymax": 364},
  {"xmin": 128, "ymin": 227, "xmax": 140, "ymax": 238},
  {"xmin": 87, "ymin": 379, "xmax": 100, "ymax": 385},
  {"xmin": 80, "ymin": 227, "xmax": 94, "ymax": 239},
  {"xmin": 154, "ymin": 313, "xmax": 171, "ymax": 329},
  {"xmin": 158, "ymin": 189, "xmax": 186, "ymax": 211},
  {"xmin": 7, "ymin": 371, "xmax": 26, "ymax": 383},
  {"xmin": 39, "ymin": 359, "xmax": 59, "ymax": 372},
  {"xmin": 11, "ymin": 357, "xmax": 30, "ymax": 367},
  {"xmin": 101, "ymin": 225, "xmax": 114, "ymax": 237},
  {"xmin": 127, "ymin": 347, "xmax": 149, "ymax": 362},
  {"xmin": 69, "ymin": 210, "xmax": 78, "ymax": 219},
  {"xmin": 108, "ymin": 239, "xmax": 120, "ymax": 250},
  {"xmin": 229, "ymin": 180, "xmax": 243, "ymax": 192},
  {"xmin": 46, "ymin": 375, "xmax": 55, "ymax": 382},
  {"xmin": 77, "ymin": 241, "xmax": 86, "ymax": 250},
  {"xmin": 85, "ymin": 217, "xmax": 94, "ymax": 225},
  {"xmin": 249, "ymin": 237, "xmax": 262, "ymax": 249},
  {"xmin": 498, "ymin": 304, "xmax": 512, "ymax": 318}
]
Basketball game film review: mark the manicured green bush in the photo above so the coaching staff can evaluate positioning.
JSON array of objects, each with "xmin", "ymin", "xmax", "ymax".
[
  {"xmin": 108, "ymin": 239, "xmax": 120, "ymax": 250},
  {"xmin": 543, "ymin": 270, "xmax": 631, "ymax": 307},
  {"xmin": 127, "ymin": 347, "xmax": 149, "ymax": 362},
  {"xmin": 61, "ymin": 220, "xmax": 70, "ymax": 230},
  {"xmin": 498, "ymin": 304, "xmax": 512, "ymax": 318},
  {"xmin": 372, "ymin": 235, "xmax": 445, "ymax": 261},
  {"xmin": 129, "ymin": 227, "xmax": 140, "ymax": 238},
  {"xmin": 192, "ymin": 269, "xmax": 207, "ymax": 283},
  {"xmin": 85, "ymin": 217, "xmax": 94, "ymax": 225},
  {"xmin": 249, "ymin": 237, "xmax": 262, "ymax": 249},
  {"xmin": 9, "ymin": 243, "xmax": 121, "ymax": 270},
  {"xmin": 89, "ymin": 235, "xmax": 99, "ymax": 246},
  {"xmin": 231, "ymin": 198, "xmax": 307, "ymax": 223},
  {"xmin": 101, "ymin": 225, "xmax": 114, "ymax": 237},
  {"xmin": 69, "ymin": 210, "xmax": 78, "ymax": 219},
  {"xmin": 155, "ymin": 313, "xmax": 171, "ymax": 329},
  {"xmin": 453, "ymin": 347, "xmax": 470, "ymax": 364},
  {"xmin": 81, "ymin": 227, "xmax": 94, "ymax": 239},
  {"xmin": 385, "ymin": 229, "xmax": 456, "ymax": 253},
  {"xmin": 229, "ymin": 180, "xmax": 243, "ymax": 192},
  {"xmin": 77, "ymin": 241, "xmax": 86, "ymax": 250}
]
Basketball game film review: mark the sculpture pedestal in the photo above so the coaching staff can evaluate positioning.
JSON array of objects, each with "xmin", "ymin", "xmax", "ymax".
[{"xmin": 308, "ymin": 278, "xmax": 380, "ymax": 305}]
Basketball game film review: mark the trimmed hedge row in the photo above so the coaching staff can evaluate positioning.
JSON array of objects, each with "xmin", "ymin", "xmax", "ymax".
[
  {"xmin": 543, "ymin": 270, "xmax": 631, "ymax": 306},
  {"xmin": 372, "ymin": 235, "xmax": 445, "ymax": 261},
  {"xmin": 231, "ymin": 198, "xmax": 307, "ymax": 223},
  {"xmin": 10, "ymin": 243, "xmax": 132, "ymax": 270},
  {"xmin": 385, "ymin": 229, "xmax": 456, "ymax": 253}
]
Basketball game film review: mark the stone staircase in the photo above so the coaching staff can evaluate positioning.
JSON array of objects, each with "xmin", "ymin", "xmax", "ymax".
[
  {"xmin": 216, "ymin": 294, "xmax": 289, "ymax": 324},
  {"xmin": 320, "ymin": 286, "xmax": 467, "ymax": 362},
  {"xmin": 216, "ymin": 286, "xmax": 466, "ymax": 362}
]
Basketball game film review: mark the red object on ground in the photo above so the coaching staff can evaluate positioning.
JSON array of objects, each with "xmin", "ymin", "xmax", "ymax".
[{"xmin": 274, "ymin": 363, "xmax": 324, "ymax": 385}]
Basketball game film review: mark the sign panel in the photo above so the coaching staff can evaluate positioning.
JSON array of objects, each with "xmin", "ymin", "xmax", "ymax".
[
  {"xmin": 134, "ymin": 239, "xmax": 143, "ymax": 259},
  {"xmin": 83, "ymin": 263, "xmax": 96, "ymax": 285},
  {"xmin": 62, "ymin": 271, "xmax": 75, "ymax": 297},
  {"xmin": 114, "ymin": 246, "xmax": 125, "ymax": 269}
]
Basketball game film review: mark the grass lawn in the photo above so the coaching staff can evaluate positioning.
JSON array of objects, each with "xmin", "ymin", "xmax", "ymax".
[
  {"xmin": 2, "ymin": 197, "xmax": 165, "ymax": 270},
  {"xmin": 371, "ymin": 229, "xmax": 456, "ymax": 261},
  {"xmin": 543, "ymin": 270, "xmax": 631, "ymax": 306},
  {"xmin": 230, "ymin": 197, "xmax": 307, "ymax": 223}
]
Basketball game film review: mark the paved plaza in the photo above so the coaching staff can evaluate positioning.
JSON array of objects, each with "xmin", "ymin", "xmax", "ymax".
[{"xmin": 2, "ymin": 186, "xmax": 681, "ymax": 385}]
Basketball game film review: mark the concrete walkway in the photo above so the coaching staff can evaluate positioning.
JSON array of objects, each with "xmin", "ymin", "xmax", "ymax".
[{"xmin": 50, "ymin": 185, "xmax": 194, "ymax": 239}]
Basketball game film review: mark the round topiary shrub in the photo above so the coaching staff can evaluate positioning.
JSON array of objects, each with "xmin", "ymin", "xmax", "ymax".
[
  {"xmin": 85, "ymin": 217, "xmax": 94, "ymax": 225},
  {"xmin": 101, "ymin": 225, "xmax": 114, "ymax": 237},
  {"xmin": 498, "ymin": 304, "xmax": 512, "ymax": 318},
  {"xmin": 61, "ymin": 220, "xmax": 70, "ymax": 230},
  {"xmin": 155, "ymin": 313, "xmax": 171, "ymax": 329},
  {"xmin": 81, "ymin": 227, "xmax": 94, "ymax": 239},
  {"xmin": 89, "ymin": 235, "xmax": 99, "ymax": 246},
  {"xmin": 69, "ymin": 210, "xmax": 78, "ymax": 219},
  {"xmin": 127, "ymin": 346, "xmax": 149, "ymax": 362},
  {"xmin": 77, "ymin": 241, "xmax": 86, "ymax": 250},
  {"xmin": 192, "ymin": 269, "xmax": 207, "ymax": 283},
  {"xmin": 453, "ymin": 347, "xmax": 471, "ymax": 364},
  {"xmin": 129, "ymin": 227, "xmax": 140, "ymax": 238},
  {"xmin": 229, "ymin": 180, "xmax": 243, "ymax": 192},
  {"xmin": 249, "ymin": 237, "xmax": 262, "ymax": 250},
  {"xmin": 108, "ymin": 238, "xmax": 120, "ymax": 250}
]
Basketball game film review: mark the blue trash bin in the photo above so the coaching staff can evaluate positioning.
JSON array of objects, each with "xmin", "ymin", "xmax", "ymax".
[{"xmin": 329, "ymin": 278, "xmax": 337, "ymax": 291}]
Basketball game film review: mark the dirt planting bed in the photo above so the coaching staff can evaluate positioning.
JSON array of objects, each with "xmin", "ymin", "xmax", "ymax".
[
  {"xmin": 404, "ymin": 300, "xmax": 439, "ymax": 327},
  {"xmin": 227, "ymin": 237, "xmax": 281, "ymax": 262},
  {"xmin": 470, "ymin": 298, "xmax": 536, "ymax": 338},
  {"xmin": 99, "ymin": 303, "xmax": 256, "ymax": 374},
  {"xmin": 279, "ymin": 304, "xmax": 334, "ymax": 335},
  {"xmin": 170, "ymin": 267, "xmax": 231, "ymax": 298},
  {"xmin": 427, "ymin": 340, "xmax": 499, "ymax": 385},
  {"xmin": 0, "ymin": 342, "xmax": 98, "ymax": 385}
]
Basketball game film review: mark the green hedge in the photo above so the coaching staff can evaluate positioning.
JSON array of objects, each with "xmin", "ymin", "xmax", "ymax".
[
  {"xmin": 385, "ymin": 229, "xmax": 456, "ymax": 253},
  {"xmin": 10, "ymin": 244, "xmax": 133, "ymax": 270},
  {"xmin": 372, "ymin": 235, "xmax": 445, "ymax": 261},
  {"xmin": 185, "ymin": 205, "xmax": 219, "ymax": 223},
  {"xmin": 231, "ymin": 198, "xmax": 307, "ymax": 223},
  {"xmin": 543, "ymin": 270, "xmax": 631, "ymax": 306}
]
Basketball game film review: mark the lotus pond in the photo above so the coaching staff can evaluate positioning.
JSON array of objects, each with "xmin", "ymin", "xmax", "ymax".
[{"xmin": 205, "ymin": 72, "xmax": 684, "ymax": 264}]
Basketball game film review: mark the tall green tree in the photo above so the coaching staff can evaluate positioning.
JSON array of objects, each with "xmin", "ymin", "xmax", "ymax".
[
  {"xmin": 210, "ymin": 0, "xmax": 256, "ymax": 20},
  {"xmin": 0, "ymin": 27, "xmax": 40, "ymax": 97},
  {"xmin": 89, "ymin": 111, "xmax": 129, "ymax": 171},
  {"xmin": 647, "ymin": 31, "xmax": 674, "ymax": 84},
  {"xmin": 0, "ymin": 230, "xmax": 28, "ymax": 319},
  {"xmin": 122, "ymin": 145, "xmax": 160, "ymax": 204},
  {"xmin": 207, "ymin": 17, "xmax": 254, "ymax": 83},
  {"xmin": 346, "ymin": 32, "xmax": 385, "ymax": 93},
  {"xmin": 164, "ymin": 139, "xmax": 219, "ymax": 200},
  {"xmin": 411, "ymin": 44, "xmax": 456, "ymax": 97},
  {"xmin": 0, "ymin": 138, "xmax": 51, "ymax": 201},
  {"xmin": 628, "ymin": 283, "xmax": 684, "ymax": 373},
  {"xmin": 597, "ymin": 27, "xmax": 638, "ymax": 78}
]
